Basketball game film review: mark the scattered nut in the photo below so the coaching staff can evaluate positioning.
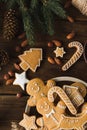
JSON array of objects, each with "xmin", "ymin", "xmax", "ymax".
[
  {"xmin": 6, "ymin": 78, "xmax": 14, "ymax": 85},
  {"xmin": 66, "ymin": 31, "xmax": 75, "ymax": 40},
  {"xmin": 54, "ymin": 57, "xmax": 62, "ymax": 65},
  {"xmin": 21, "ymin": 40, "xmax": 28, "ymax": 47},
  {"xmin": 8, "ymin": 71, "xmax": 15, "ymax": 77},
  {"xmin": 48, "ymin": 57, "xmax": 55, "ymax": 64},
  {"xmin": 15, "ymin": 46, "xmax": 21, "ymax": 52},
  {"xmin": 4, "ymin": 74, "xmax": 10, "ymax": 80},
  {"xmin": 52, "ymin": 40, "xmax": 62, "ymax": 47},
  {"xmin": 67, "ymin": 16, "xmax": 74, "ymax": 23},
  {"xmin": 18, "ymin": 32, "xmax": 25, "ymax": 39},
  {"xmin": 47, "ymin": 42, "xmax": 53, "ymax": 47},
  {"xmin": 16, "ymin": 93, "xmax": 23, "ymax": 98},
  {"xmin": 14, "ymin": 63, "xmax": 21, "ymax": 70}
]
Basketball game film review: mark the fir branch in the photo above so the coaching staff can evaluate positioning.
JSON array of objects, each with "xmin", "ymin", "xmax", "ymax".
[
  {"xmin": 45, "ymin": 0, "xmax": 67, "ymax": 19},
  {"xmin": 30, "ymin": 0, "xmax": 39, "ymax": 9},
  {"xmin": 42, "ymin": 6, "xmax": 54, "ymax": 35},
  {"xmin": 18, "ymin": 0, "xmax": 35, "ymax": 45}
]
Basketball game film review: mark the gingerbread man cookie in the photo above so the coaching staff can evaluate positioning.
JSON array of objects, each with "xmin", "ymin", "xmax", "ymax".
[
  {"xmin": 36, "ymin": 97, "xmax": 66, "ymax": 130},
  {"xmin": 26, "ymin": 78, "xmax": 56, "ymax": 106}
]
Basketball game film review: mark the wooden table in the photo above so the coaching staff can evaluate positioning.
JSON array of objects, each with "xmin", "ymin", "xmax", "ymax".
[{"xmin": 0, "ymin": 6, "xmax": 87, "ymax": 130}]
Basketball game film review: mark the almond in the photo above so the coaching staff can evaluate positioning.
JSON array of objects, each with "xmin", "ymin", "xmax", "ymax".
[
  {"xmin": 66, "ymin": 31, "xmax": 75, "ymax": 40},
  {"xmin": 54, "ymin": 57, "xmax": 61, "ymax": 65},
  {"xmin": 14, "ymin": 63, "xmax": 21, "ymax": 70},
  {"xmin": 67, "ymin": 16, "xmax": 74, "ymax": 23},
  {"xmin": 6, "ymin": 78, "xmax": 14, "ymax": 85},
  {"xmin": 4, "ymin": 74, "xmax": 10, "ymax": 80},
  {"xmin": 21, "ymin": 40, "xmax": 28, "ymax": 47},
  {"xmin": 52, "ymin": 40, "xmax": 62, "ymax": 47},
  {"xmin": 18, "ymin": 32, "xmax": 25, "ymax": 39},
  {"xmin": 48, "ymin": 57, "xmax": 55, "ymax": 64},
  {"xmin": 15, "ymin": 46, "xmax": 21, "ymax": 52},
  {"xmin": 8, "ymin": 71, "xmax": 15, "ymax": 77}
]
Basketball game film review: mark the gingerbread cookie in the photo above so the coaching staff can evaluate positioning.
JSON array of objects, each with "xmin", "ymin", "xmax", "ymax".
[
  {"xmin": 19, "ymin": 48, "xmax": 42, "ymax": 72},
  {"xmin": 13, "ymin": 71, "xmax": 29, "ymax": 90},
  {"xmin": 26, "ymin": 78, "xmax": 56, "ymax": 106},
  {"xmin": 36, "ymin": 97, "xmax": 66, "ymax": 130},
  {"xmin": 71, "ymin": 82, "xmax": 87, "ymax": 98},
  {"xmin": 63, "ymin": 85, "xmax": 84, "ymax": 108},
  {"xmin": 58, "ymin": 103, "xmax": 87, "ymax": 130},
  {"xmin": 19, "ymin": 113, "xmax": 37, "ymax": 130},
  {"xmin": 62, "ymin": 41, "xmax": 84, "ymax": 71},
  {"xmin": 54, "ymin": 47, "xmax": 66, "ymax": 58},
  {"xmin": 48, "ymin": 86, "xmax": 77, "ymax": 115}
]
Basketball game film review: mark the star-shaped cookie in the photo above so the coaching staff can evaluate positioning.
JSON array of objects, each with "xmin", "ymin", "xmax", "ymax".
[
  {"xmin": 19, "ymin": 113, "xmax": 37, "ymax": 130},
  {"xmin": 13, "ymin": 72, "xmax": 29, "ymax": 90},
  {"xmin": 54, "ymin": 47, "xmax": 66, "ymax": 58}
]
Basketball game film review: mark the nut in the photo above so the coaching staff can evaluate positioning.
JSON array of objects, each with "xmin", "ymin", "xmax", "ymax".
[
  {"xmin": 15, "ymin": 46, "xmax": 21, "ymax": 52},
  {"xmin": 54, "ymin": 57, "xmax": 61, "ymax": 65},
  {"xmin": 21, "ymin": 40, "xmax": 28, "ymax": 47},
  {"xmin": 66, "ymin": 31, "xmax": 75, "ymax": 40},
  {"xmin": 18, "ymin": 32, "xmax": 25, "ymax": 39},
  {"xmin": 8, "ymin": 71, "xmax": 15, "ymax": 77},
  {"xmin": 14, "ymin": 63, "xmax": 21, "ymax": 70},
  {"xmin": 47, "ymin": 42, "xmax": 53, "ymax": 47},
  {"xmin": 67, "ymin": 16, "xmax": 74, "ymax": 23},
  {"xmin": 16, "ymin": 93, "xmax": 23, "ymax": 98},
  {"xmin": 52, "ymin": 40, "xmax": 62, "ymax": 47},
  {"xmin": 48, "ymin": 57, "xmax": 55, "ymax": 64},
  {"xmin": 4, "ymin": 74, "xmax": 10, "ymax": 80},
  {"xmin": 6, "ymin": 78, "xmax": 14, "ymax": 85}
]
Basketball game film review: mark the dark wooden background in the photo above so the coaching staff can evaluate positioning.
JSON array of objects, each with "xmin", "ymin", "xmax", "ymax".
[{"xmin": 0, "ymin": 5, "xmax": 87, "ymax": 130}]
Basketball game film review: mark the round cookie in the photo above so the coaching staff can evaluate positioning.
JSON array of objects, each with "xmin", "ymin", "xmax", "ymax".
[{"xmin": 71, "ymin": 82, "xmax": 87, "ymax": 97}]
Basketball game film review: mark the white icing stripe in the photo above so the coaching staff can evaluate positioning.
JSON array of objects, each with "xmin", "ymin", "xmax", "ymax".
[{"xmin": 62, "ymin": 41, "xmax": 84, "ymax": 71}]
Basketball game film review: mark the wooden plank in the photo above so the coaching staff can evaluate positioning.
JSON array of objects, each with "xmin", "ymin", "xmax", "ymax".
[
  {"xmin": 0, "ymin": 96, "xmax": 28, "ymax": 121},
  {"xmin": 0, "ymin": 59, "xmax": 87, "ymax": 94}
]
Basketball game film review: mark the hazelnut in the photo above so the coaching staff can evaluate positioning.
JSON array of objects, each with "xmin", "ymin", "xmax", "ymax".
[
  {"xmin": 47, "ymin": 42, "xmax": 53, "ymax": 47},
  {"xmin": 16, "ymin": 93, "xmax": 22, "ymax": 98}
]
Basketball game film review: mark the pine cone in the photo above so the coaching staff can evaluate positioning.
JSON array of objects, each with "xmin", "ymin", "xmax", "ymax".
[
  {"xmin": 3, "ymin": 9, "xmax": 19, "ymax": 40},
  {"xmin": 0, "ymin": 49, "xmax": 9, "ymax": 67}
]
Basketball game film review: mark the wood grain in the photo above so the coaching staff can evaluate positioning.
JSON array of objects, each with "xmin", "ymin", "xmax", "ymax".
[{"xmin": 0, "ymin": 5, "xmax": 87, "ymax": 130}]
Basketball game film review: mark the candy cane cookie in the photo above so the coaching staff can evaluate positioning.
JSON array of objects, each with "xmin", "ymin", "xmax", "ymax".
[
  {"xmin": 62, "ymin": 41, "xmax": 84, "ymax": 71},
  {"xmin": 48, "ymin": 86, "xmax": 77, "ymax": 115}
]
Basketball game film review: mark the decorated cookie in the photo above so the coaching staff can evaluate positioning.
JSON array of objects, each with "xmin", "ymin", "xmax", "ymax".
[
  {"xmin": 71, "ymin": 82, "xmax": 87, "ymax": 98},
  {"xmin": 36, "ymin": 97, "xmax": 66, "ymax": 130},
  {"xmin": 26, "ymin": 78, "xmax": 56, "ymax": 106},
  {"xmin": 13, "ymin": 71, "xmax": 29, "ymax": 90},
  {"xmin": 19, "ymin": 48, "xmax": 42, "ymax": 72},
  {"xmin": 48, "ymin": 86, "xmax": 77, "ymax": 115},
  {"xmin": 63, "ymin": 85, "xmax": 84, "ymax": 108},
  {"xmin": 19, "ymin": 113, "xmax": 37, "ymax": 130},
  {"xmin": 57, "ymin": 103, "xmax": 87, "ymax": 130},
  {"xmin": 54, "ymin": 47, "xmax": 66, "ymax": 58},
  {"xmin": 62, "ymin": 41, "xmax": 84, "ymax": 71}
]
